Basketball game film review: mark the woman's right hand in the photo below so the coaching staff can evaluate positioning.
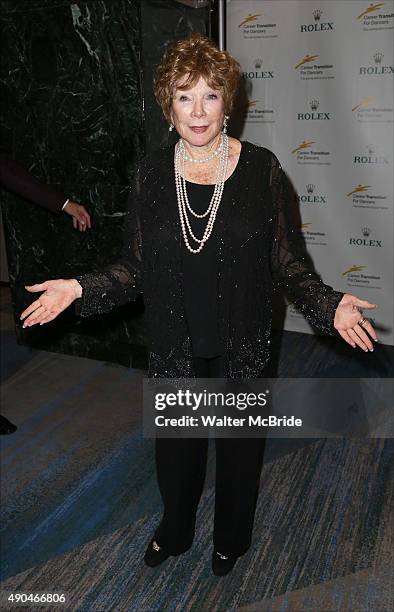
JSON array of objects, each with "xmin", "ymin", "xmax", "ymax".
[{"xmin": 20, "ymin": 279, "xmax": 82, "ymax": 328}]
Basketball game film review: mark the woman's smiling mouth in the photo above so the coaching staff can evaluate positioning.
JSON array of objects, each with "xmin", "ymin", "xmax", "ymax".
[{"xmin": 190, "ymin": 126, "xmax": 209, "ymax": 133}]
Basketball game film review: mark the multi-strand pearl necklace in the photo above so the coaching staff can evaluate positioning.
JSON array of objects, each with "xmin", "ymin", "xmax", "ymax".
[
  {"xmin": 178, "ymin": 138, "xmax": 224, "ymax": 163},
  {"xmin": 175, "ymin": 134, "xmax": 229, "ymax": 254}
]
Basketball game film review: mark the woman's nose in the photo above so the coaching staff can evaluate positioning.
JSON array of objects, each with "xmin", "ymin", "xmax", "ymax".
[{"xmin": 191, "ymin": 100, "xmax": 206, "ymax": 117}]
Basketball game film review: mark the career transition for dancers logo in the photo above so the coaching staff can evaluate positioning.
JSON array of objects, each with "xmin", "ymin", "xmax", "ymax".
[
  {"xmin": 346, "ymin": 184, "xmax": 389, "ymax": 211},
  {"xmin": 237, "ymin": 10, "xmax": 278, "ymax": 39},
  {"xmin": 357, "ymin": 2, "xmax": 394, "ymax": 31},
  {"xmin": 352, "ymin": 96, "xmax": 393, "ymax": 123},
  {"xmin": 294, "ymin": 53, "xmax": 335, "ymax": 80},
  {"xmin": 300, "ymin": 222, "xmax": 327, "ymax": 247},
  {"xmin": 342, "ymin": 265, "xmax": 382, "ymax": 291},
  {"xmin": 240, "ymin": 99, "xmax": 275, "ymax": 125},
  {"xmin": 291, "ymin": 140, "xmax": 331, "ymax": 166}
]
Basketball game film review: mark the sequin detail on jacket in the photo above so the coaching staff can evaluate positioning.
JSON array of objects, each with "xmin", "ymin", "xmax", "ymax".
[{"xmin": 75, "ymin": 142, "xmax": 344, "ymax": 378}]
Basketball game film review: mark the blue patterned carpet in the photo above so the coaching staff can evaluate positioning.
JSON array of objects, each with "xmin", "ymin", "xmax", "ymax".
[{"xmin": 1, "ymin": 286, "xmax": 393, "ymax": 611}]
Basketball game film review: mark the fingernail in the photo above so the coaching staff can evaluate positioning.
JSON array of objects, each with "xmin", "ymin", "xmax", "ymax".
[
  {"xmin": 369, "ymin": 348, "xmax": 374, "ymax": 352},
  {"xmin": 374, "ymin": 338, "xmax": 379, "ymax": 342}
]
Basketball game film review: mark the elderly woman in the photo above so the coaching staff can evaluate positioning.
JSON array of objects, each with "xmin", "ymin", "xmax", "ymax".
[{"xmin": 21, "ymin": 34, "xmax": 378, "ymax": 576}]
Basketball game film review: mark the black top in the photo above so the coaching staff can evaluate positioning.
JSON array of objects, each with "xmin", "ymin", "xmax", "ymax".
[
  {"xmin": 75, "ymin": 142, "xmax": 344, "ymax": 378},
  {"xmin": 182, "ymin": 180, "xmax": 222, "ymax": 358}
]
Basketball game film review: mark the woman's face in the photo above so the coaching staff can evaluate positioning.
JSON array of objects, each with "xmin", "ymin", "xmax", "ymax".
[{"xmin": 170, "ymin": 76, "xmax": 225, "ymax": 148}]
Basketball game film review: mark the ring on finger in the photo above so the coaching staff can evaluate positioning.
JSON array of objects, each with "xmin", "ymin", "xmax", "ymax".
[{"xmin": 359, "ymin": 316, "xmax": 368, "ymax": 327}]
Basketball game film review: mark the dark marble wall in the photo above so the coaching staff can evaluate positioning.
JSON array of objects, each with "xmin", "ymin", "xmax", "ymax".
[
  {"xmin": 141, "ymin": 0, "xmax": 211, "ymax": 152},
  {"xmin": 0, "ymin": 0, "xmax": 210, "ymax": 367}
]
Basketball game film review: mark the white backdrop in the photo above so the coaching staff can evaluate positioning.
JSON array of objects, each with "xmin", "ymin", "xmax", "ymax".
[{"xmin": 226, "ymin": 0, "xmax": 393, "ymax": 345}]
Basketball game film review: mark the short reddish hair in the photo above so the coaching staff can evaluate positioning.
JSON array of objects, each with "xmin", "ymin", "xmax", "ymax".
[{"xmin": 153, "ymin": 33, "xmax": 241, "ymax": 123}]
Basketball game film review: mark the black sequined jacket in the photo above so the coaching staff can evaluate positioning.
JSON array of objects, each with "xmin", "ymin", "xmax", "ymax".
[{"xmin": 75, "ymin": 142, "xmax": 344, "ymax": 378}]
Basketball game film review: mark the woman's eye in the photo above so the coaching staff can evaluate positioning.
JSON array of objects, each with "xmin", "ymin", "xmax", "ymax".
[
  {"xmin": 179, "ymin": 95, "xmax": 190, "ymax": 102},
  {"xmin": 207, "ymin": 93, "xmax": 218, "ymax": 100}
]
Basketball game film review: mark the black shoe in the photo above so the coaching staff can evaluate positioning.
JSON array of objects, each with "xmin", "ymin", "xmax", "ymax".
[
  {"xmin": 0, "ymin": 415, "xmax": 17, "ymax": 435},
  {"xmin": 144, "ymin": 538, "xmax": 170, "ymax": 568},
  {"xmin": 212, "ymin": 550, "xmax": 238, "ymax": 576}
]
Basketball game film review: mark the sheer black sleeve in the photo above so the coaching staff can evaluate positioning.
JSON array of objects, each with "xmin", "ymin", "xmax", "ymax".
[
  {"xmin": 73, "ymin": 163, "xmax": 144, "ymax": 317},
  {"xmin": 269, "ymin": 153, "xmax": 344, "ymax": 335}
]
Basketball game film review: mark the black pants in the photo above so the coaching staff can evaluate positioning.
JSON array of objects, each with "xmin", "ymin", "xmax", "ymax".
[{"xmin": 154, "ymin": 355, "xmax": 266, "ymax": 557}]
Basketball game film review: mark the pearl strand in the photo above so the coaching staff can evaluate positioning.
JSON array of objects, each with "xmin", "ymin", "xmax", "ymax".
[
  {"xmin": 175, "ymin": 134, "xmax": 229, "ymax": 254},
  {"xmin": 178, "ymin": 137, "xmax": 228, "ymax": 249},
  {"xmin": 178, "ymin": 137, "xmax": 223, "ymax": 163},
  {"xmin": 177, "ymin": 141, "xmax": 225, "ymax": 242},
  {"xmin": 179, "ymin": 134, "xmax": 224, "ymax": 219}
]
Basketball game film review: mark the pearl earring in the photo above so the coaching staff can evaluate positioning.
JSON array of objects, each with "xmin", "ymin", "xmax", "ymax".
[
  {"xmin": 222, "ymin": 115, "xmax": 229, "ymax": 134},
  {"xmin": 169, "ymin": 123, "xmax": 174, "ymax": 132}
]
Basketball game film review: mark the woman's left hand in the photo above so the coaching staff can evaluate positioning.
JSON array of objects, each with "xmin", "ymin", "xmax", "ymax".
[{"xmin": 334, "ymin": 293, "xmax": 378, "ymax": 351}]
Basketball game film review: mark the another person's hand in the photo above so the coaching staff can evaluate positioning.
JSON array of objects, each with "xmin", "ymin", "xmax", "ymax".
[
  {"xmin": 334, "ymin": 293, "xmax": 378, "ymax": 351},
  {"xmin": 63, "ymin": 200, "xmax": 91, "ymax": 232},
  {"xmin": 20, "ymin": 279, "xmax": 82, "ymax": 328}
]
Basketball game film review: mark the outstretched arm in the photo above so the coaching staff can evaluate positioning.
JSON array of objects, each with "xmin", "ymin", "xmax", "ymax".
[
  {"xmin": 21, "ymin": 278, "xmax": 82, "ymax": 327},
  {"xmin": 333, "ymin": 293, "xmax": 378, "ymax": 351},
  {"xmin": 268, "ymin": 152, "xmax": 378, "ymax": 350}
]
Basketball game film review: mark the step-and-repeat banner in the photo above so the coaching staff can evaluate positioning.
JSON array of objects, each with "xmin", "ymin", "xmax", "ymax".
[{"xmin": 227, "ymin": 0, "xmax": 393, "ymax": 345}]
